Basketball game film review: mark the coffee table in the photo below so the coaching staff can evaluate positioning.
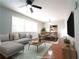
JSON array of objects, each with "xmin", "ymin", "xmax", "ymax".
[{"xmin": 28, "ymin": 38, "xmax": 46, "ymax": 52}]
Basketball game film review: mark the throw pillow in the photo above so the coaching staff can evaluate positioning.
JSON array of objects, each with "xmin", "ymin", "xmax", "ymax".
[
  {"xmin": 9, "ymin": 33, "xmax": 14, "ymax": 41},
  {"xmin": 13, "ymin": 33, "xmax": 19, "ymax": 40},
  {"xmin": 26, "ymin": 33, "xmax": 30, "ymax": 38},
  {"xmin": 19, "ymin": 32, "xmax": 26, "ymax": 39}
]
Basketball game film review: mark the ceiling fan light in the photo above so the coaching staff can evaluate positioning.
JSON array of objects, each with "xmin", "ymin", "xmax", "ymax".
[
  {"xmin": 27, "ymin": 5, "xmax": 31, "ymax": 8},
  {"xmin": 30, "ymin": 8, "xmax": 33, "ymax": 13}
]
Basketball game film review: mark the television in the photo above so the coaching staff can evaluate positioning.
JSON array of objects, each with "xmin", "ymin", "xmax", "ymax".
[{"xmin": 67, "ymin": 12, "xmax": 75, "ymax": 37}]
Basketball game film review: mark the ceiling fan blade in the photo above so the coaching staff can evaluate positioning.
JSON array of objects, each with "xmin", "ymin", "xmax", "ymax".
[
  {"xmin": 30, "ymin": 8, "xmax": 33, "ymax": 13},
  {"xmin": 32, "ymin": 5, "xmax": 42, "ymax": 9}
]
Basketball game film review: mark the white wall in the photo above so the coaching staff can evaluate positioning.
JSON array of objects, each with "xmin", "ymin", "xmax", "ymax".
[
  {"xmin": 38, "ymin": 22, "xmax": 44, "ymax": 33},
  {"xmin": 74, "ymin": 0, "xmax": 79, "ymax": 58},
  {"xmin": 44, "ymin": 19, "xmax": 66, "ymax": 38},
  {"xmin": 0, "ymin": 5, "xmax": 44, "ymax": 34},
  {"xmin": 64, "ymin": 0, "xmax": 79, "ymax": 58},
  {"xmin": 0, "ymin": 5, "xmax": 12, "ymax": 34},
  {"xmin": 65, "ymin": 0, "xmax": 79, "ymax": 58}
]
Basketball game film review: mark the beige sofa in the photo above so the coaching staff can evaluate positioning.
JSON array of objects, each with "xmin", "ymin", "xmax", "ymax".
[
  {"xmin": 0, "ymin": 32, "xmax": 38, "ymax": 44},
  {"xmin": 0, "ymin": 32, "xmax": 38, "ymax": 58},
  {"xmin": 9, "ymin": 32, "xmax": 31, "ymax": 44}
]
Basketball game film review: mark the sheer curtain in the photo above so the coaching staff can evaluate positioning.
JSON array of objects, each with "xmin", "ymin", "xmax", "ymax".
[
  {"xmin": 12, "ymin": 16, "xmax": 38, "ymax": 32},
  {"xmin": 12, "ymin": 16, "xmax": 25, "ymax": 32},
  {"xmin": 25, "ymin": 20, "xmax": 38, "ymax": 32}
]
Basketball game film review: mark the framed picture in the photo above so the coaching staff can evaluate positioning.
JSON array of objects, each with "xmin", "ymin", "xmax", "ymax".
[{"xmin": 50, "ymin": 25, "xmax": 57, "ymax": 32}]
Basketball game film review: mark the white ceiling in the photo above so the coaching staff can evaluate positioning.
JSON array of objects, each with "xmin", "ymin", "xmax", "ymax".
[{"xmin": 0, "ymin": 0, "xmax": 76, "ymax": 23}]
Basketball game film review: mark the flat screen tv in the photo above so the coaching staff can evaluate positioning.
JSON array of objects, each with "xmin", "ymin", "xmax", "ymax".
[{"xmin": 67, "ymin": 12, "xmax": 75, "ymax": 37}]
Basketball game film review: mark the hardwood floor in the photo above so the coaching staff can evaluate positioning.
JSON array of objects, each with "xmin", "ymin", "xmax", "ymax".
[
  {"xmin": 41, "ymin": 43, "xmax": 63, "ymax": 59},
  {"xmin": 0, "ymin": 41, "xmax": 63, "ymax": 59}
]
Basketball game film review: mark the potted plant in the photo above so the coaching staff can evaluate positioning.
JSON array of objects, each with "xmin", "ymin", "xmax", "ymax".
[
  {"xmin": 41, "ymin": 27, "xmax": 46, "ymax": 35},
  {"xmin": 41, "ymin": 27, "xmax": 46, "ymax": 32},
  {"xmin": 64, "ymin": 37, "xmax": 70, "ymax": 47},
  {"xmin": 64, "ymin": 38, "xmax": 70, "ymax": 44}
]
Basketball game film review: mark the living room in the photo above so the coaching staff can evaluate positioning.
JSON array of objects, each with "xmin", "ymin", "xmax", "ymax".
[{"xmin": 0, "ymin": 0, "xmax": 79, "ymax": 59}]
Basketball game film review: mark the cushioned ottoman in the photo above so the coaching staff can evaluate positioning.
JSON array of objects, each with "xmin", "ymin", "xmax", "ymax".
[
  {"xmin": 0, "ymin": 41, "xmax": 24, "ymax": 58},
  {"xmin": 14, "ymin": 38, "xmax": 31, "ymax": 44}
]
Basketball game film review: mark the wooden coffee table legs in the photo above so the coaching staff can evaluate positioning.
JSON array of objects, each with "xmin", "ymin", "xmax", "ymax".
[
  {"xmin": 28, "ymin": 44, "xmax": 39, "ymax": 52},
  {"xmin": 28, "ymin": 44, "xmax": 30, "ymax": 50},
  {"xmin": 28, "ymin": 43, "xmax": 46, "ymax": 52},
  {"xmin": 28, "ymin": 40, "xmax": 46, "ymax": 52},
  {"xmin": 37, "ymin": 45, "xmax": 38, "ymax": 52}
]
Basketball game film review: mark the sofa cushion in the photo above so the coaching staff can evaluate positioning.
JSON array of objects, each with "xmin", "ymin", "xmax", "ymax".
[
  {"xmin": 0, "ymin": 41, "xmax": 24, "ymax": 57},
  {"xmin": 9, "ymin": 33, "xmax": 14, "ymax": 41},
  {"xmin": 9, "ymin": 32, "xmax": 19, "ymax": 40},
  {"xmin": 14, "ymin": 38, "xmax": 31, "ymax": 44},
  {"xmin": 13, "ymin": 33, "xmax": 19, "ymax": 40},
  {"xmin": 0, "ymin": 34, "xmax": 9, "ymax": 42},
  {"xmin": 26, "ymin": 33, "xmax": 30, "ymax": 38},
  {"xmin": 19, "ymin": 32, "xmax": 26, "ymax": 39}
]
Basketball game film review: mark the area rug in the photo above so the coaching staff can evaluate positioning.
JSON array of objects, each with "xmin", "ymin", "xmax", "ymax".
[{"xmin": 12, "ymin": 42, "xmax": 53, "ymax": 59}]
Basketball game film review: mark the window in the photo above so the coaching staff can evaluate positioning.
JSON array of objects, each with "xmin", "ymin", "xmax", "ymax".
[
  {"xmin": 25, "ymin": 20, "xmax": 38, "ymax": 32},
  {"xmin": 12, "ymin": 16, "xmax": 38, "ymax": 32},
  {"xmin": 12, "ymin": 16, "xmax": 25, "ymax": 32}
]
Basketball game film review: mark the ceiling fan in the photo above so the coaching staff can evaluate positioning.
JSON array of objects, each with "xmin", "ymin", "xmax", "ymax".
[{"xmin": 20, "ymin": 0, "xmax": 42, "ymax": 13}]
